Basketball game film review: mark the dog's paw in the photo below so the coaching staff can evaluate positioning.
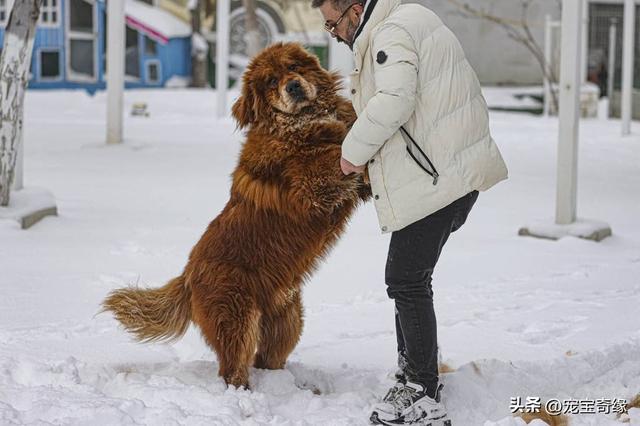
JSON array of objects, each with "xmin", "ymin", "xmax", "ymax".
[{"xmin": 307, "ymin": 121, "xmax": 348, "ymax": 145}]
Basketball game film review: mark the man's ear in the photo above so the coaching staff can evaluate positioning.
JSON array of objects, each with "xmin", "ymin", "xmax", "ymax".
[
  {"xmin": 352, "ymin": 3, "xmax": 365, "ymax": 16},
  {"xmin": 231, "ymin": 88, "xmax": 255, "ymax": 129}
]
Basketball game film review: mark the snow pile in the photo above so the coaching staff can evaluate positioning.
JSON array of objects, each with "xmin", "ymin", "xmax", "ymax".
[
  {"xmin": 125, "ymin": 0, "xmax": 191, "ymax": 41},
  {"xmin": 519, "ymin": 217, "xmax": 612, "ymax": 241},
  {"xmin": 1, "ymin": 89, "xmax": 639, "ymax": 425},
  {"xmin": 0, "ymin": 187, "xmax": 56, "ymax": 226},
  {"xmin": 482, "ymin": 86, "xmax": 543, "ymax": 111}
]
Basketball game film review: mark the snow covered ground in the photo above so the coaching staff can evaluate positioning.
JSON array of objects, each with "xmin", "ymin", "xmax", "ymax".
[
  {"xmin": 1, "ymin": 88, "xmax": 639, "ymax": 425},
  {"xmin": 482, "ymin": 86, "xmax": 543, "ymax": 112}
]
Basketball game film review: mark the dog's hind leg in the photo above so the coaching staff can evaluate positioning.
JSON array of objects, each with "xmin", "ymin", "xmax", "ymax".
[
  {"xmin": 254, "ymin": 290, "xmax": 303, "ymax": 370},
  {"xmin": 192, "ymin": 289, "xmax": 260, "ymax": 389}
]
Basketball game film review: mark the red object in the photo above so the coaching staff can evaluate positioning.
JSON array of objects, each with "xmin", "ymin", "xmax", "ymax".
[{"xmin": 125, "ymin": 16, "xmax": 169, "ymax": 45}]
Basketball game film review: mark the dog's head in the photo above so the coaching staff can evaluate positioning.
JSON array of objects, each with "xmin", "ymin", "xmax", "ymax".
[{"xmin": 232, "ymin": 42, "xmax": 341, "ymax": 129}]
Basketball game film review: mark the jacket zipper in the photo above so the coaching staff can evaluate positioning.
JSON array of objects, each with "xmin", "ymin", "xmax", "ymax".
[{"xmin": 400, "ymin": 126, "xmax": 440, "ymax": 185}]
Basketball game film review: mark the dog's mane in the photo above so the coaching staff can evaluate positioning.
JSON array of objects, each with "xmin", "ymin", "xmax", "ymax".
[
  {"xmin": 226, "ymin": 43, "xmax": 361, "ymax": 220},
  {"xmin": 251, "ymin": 77, "xmax": 344, "ymax": 141},
  {"xmin": 230, "ymin": 135, "xmax": 331, "ymax": 219}
]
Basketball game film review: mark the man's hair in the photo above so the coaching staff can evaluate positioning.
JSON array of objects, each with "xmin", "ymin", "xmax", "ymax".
[{"xmin": 311, "ymin": 0, "xmax": 364, "ymax": 10}]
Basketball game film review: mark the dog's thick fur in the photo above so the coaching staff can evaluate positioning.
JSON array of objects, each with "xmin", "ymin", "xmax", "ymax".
[{"xmin": 102, "ymin": 42, "xmax": 370, "ymax": 388}]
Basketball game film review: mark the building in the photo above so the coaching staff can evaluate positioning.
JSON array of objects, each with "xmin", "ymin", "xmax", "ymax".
[
  {"xmin": 420, "ymin": 0, "xmax": 639, "ymax": 90},
  {"xmin": 0, "ymin": 0, "xmax": 192, "ymax": 92},
  {"xmin": 420, "ymin": 0, "xmax": 560, "ymax": 85}
]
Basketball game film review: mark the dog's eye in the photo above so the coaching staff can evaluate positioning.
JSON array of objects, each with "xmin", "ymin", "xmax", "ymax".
[
  {"xmin": 288, "ymin": 64, "xmax": 297, "ymax": 72},
  {"xmin": 268, "ymin": 78, "xmax": 278, "ymax": 88}
]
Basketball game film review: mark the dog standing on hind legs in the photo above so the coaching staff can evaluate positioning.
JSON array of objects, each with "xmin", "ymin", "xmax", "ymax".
[{"xmin": 101, "ymin": 42, "xmax": 371, "ymax": 389}]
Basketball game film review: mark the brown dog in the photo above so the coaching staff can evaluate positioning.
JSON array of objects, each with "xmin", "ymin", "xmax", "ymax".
[{"xmin": 102, "ymin": 42, "xmax": 371, "ymax": 389}]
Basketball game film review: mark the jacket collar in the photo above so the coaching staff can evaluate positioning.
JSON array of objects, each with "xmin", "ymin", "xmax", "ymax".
[
  {"xmin": 351, "ymin": 0, "xmax": 400, "ymax": 64},
  {"xmin": 350, "ymin": 0, "xmax": 371, "ymax": 48}
]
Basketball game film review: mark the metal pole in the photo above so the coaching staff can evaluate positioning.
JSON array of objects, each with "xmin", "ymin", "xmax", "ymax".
[
  {"xmin": 556, "ymin": 0, "xmax": 583, "ymax": 225},
  {"xmin": 216, "ymin": 0, "xmax": 230, "ymax": 118},
  {"xmin": 544, "ymin": 14, "xmax": 553, "ymax": 117},
  {"xmin": 621, "ymin": 0, "xmax": 636, "ymax": 135},
  {"xmin": 608, "ymin": 19, "xmax": 617, "ymax": 117},
  {"xmin": 106, "ymin": 0, "xmax": 124, "ymax": 144}
]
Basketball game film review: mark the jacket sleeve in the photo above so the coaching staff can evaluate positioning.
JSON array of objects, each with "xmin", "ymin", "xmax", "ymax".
[{"xmin": 341, "ymin": 24, "xmax": 419, "ymax": 166}]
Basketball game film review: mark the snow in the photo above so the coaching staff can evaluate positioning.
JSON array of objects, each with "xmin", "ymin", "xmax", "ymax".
[
  {"xmin": 165, "ymin": 75, "xmax": 190, "ymax": 89},
  {"xmin": 1, "ymin": 88, "xmax": 639, "ymax": 425},
  {"xmin": 124, "ymin": 0, "xmax": 191, "ymax": 40},
  {"xmin": 482, "ymin": 86, "xmax": 543, "ymax": 110},
  {"xmin": 519, "ymin": 218, "xmax": 612, "ymax": 241},
  {"xmin": 191, "ymin": 32, "xmax": 209, "ymax": 58},
  {"xmin": 0, "ymin": 187, "xmax": 56, "ymax": 226}
]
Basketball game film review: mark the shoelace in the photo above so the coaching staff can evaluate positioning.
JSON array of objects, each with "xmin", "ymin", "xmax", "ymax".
[
  {"xmin": 382, "ymin": 387, "xmax": 396, "ymax": 402},
  {"xmin": 383, "ymin": 382, "xmax": 405, "ymax": 403},
  {"xmin": 393, "ymin": 386, "xmax": 417, "ymax": 411}
]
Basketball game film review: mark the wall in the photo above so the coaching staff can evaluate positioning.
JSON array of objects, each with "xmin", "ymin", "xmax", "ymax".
[{"xmin": 415, "ymin": 0, "xmax": 561, "ymax": 85}]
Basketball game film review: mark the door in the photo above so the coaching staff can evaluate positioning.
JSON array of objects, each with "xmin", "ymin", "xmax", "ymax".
[{"xmin": 66, "ymin": 0, "xmax": 97, "ymax": 82}]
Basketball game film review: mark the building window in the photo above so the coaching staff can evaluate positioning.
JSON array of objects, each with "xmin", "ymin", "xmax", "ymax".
[
  {"xmin": 146, "ymin": 60, "xmax": 160, "ymax": 84},
  {"xmin": 0, "ymin": 0, "xmax": 12, "ymax": 26},
  {"xmin": 70, "ymin": 0, "xmax": 93, "ymax": 33},
  {"xmin": 70, "ymin": 39, "xmax": 94, "ymax": 77},
  {"xmin": 40, "ymin": 50, "xmax": 60, "ymax": 79},
  {"xmin": 2, "ymin": 0, "xmax": 58, "ymax": 27},
  {"xmin": 67, "ymin": 0, "xmax": 96, "ymax": 82},
  {"xmin": 40, "ymin": 0, "xmax": 59, "ymax": 26},
  {"xmin": 144, "ymin": 35, "xmax": 157, "ymax": 56},
  {"xmin": 125, "ymin": 26, "xmax": 140, "ymax": 78}
]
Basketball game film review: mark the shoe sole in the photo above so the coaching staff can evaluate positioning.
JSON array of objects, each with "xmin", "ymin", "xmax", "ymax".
[{"xmin": 370, "ymin": 411, "xmax": 452, "ymax": 426}]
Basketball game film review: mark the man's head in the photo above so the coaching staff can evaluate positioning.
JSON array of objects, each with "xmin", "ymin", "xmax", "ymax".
[{"xmin": 312, "ymin": 0, "xmax": 365, "ymax": 48}]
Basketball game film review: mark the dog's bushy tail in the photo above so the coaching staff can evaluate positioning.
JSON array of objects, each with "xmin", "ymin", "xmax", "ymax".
[{"xmin": 101, "ymin": 276, "xmax": 191, "ymax": 343}]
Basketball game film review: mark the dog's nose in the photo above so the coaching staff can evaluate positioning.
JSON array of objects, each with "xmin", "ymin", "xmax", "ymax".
[{"xmin": 286, "ymin": 80, "xmax": 303, "ymax": 97}]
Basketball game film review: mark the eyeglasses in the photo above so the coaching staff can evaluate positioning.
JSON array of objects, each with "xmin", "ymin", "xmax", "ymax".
[{"xmin": 324, "ymin": 3, "xmax": 358, "ymax": 35}]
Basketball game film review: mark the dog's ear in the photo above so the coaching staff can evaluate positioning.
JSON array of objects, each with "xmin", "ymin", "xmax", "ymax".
[{"xmin": 232, "ymin": 88, "xmax": 255, "ymax": 129}]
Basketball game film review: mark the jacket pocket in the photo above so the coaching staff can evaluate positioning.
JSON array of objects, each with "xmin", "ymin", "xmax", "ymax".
[{"xmin": 400, "ymin": 126, "xmax": 439, "ymax": 186}]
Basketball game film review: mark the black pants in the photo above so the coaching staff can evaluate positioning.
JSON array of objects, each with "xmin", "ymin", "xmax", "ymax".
[{"xmin": 385, "ymin": 190, "xmax": 479, "ymax": 399}]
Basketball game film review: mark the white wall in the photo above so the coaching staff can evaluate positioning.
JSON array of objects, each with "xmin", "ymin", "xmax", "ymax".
[{"xmin": 415, "ymin": 0, "xmax": 561, "ymax": 85}]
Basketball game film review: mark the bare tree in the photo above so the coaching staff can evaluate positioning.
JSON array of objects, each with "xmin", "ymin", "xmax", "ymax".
[
  {"xmin": 0, "ymin": 0, "xmax": 41, "ymax": 206},
  {"xmin": 446, "ymin": 0, "xmax": 562, "ymax": 111},
  {"xmin": 190, "ymin": 0, "xmax": 208, "ymax": 87}
]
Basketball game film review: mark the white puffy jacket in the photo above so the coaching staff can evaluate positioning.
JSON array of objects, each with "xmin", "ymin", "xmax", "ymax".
[{"xmin": 341, "ymin": 0, "xmax": 509, "ymax": 233}]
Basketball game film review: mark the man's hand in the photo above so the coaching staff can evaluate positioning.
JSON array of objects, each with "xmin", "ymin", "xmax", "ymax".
[{"xmin": 340, "ymin": 157, "xmax": 366, "ymax": 175}]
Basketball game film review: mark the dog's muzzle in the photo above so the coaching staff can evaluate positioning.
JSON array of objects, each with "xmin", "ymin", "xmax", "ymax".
[{"xmin": 286, "ymin": 80, "xmax": 306, "ymax": 102}]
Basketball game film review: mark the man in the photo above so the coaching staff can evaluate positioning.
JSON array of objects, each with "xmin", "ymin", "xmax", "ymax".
[{"xmin": 312, "ymin": 0, "xmax": 508, "ymax": 424}]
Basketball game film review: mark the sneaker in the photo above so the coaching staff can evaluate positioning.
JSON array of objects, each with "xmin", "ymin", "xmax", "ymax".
[
  {"xmin": 385, "ymin": 374, "xmax": 407, "ymax": 402},
  {"xmin": 371, "ymin": 377, "xmax": 407, "ymax": 422},
  {"xmin": 382, "ymin": 351, "xmax": 408, "ymax": 405},
  {"xmin": 370, "ymin": 381, "xmax": 449, "ymax": 425}
]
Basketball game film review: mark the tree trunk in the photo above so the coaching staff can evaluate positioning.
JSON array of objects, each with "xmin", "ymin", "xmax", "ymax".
[
  {"xmin": 243, "ymin": 0, "xmax": 261, "ymax": 58},
  {"xmin": 190, "ymin": 0, "xmax": 207, "ymax": 87},
  {"xmin": 0, "ymin": 0, "xmax": 41, "ymax": 206}
]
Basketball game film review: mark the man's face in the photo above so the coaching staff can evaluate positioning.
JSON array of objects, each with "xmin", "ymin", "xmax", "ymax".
[{"xmin": 318, "ymin": 1, "xmax": 363, "ymax": 48}]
